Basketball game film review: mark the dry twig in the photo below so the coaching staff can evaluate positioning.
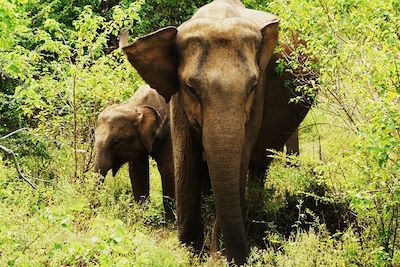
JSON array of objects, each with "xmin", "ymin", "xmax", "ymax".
[
  {"xmin": 0, "ymin": 144, "xmax": 36, "ymax": 189},
  {"xmin": 0, "ymin": 128, "xmax": 28, "ymax": 140}
]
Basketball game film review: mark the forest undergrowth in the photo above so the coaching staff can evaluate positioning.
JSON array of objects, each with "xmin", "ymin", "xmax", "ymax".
[{"xmin": 0, "ymin": 0, "xmax": 399, "ymax": 266}]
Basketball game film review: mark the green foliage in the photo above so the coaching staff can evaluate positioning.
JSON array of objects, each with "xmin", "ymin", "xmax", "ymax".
[
  {"xmin": 133, "ymin": 0, "xmax": 210, "ymax": 35},
  {"xmin": 246, "ymin": 229, "xmax": 365, "ymax": 267},
  {"xmin": 0, "ymin": 161, "xmax": 197, "ymax": 266},
  {"xmin": 245, "ymin": 0, "xmax": 399, "ymax": 264},
  {"xmin": 1, "ymin": 0, "xmax": 399, "ymax": 266}
]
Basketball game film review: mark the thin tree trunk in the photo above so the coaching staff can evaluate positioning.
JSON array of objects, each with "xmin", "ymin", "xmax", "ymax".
[{"xmin": 72, "ymin": 70, "xmax": 78, "ymax": 180}]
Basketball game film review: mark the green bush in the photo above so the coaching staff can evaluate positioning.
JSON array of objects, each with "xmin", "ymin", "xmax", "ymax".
[{"xmin": 0, "ymin": 0, "xmax": 399, "ymax": 266}]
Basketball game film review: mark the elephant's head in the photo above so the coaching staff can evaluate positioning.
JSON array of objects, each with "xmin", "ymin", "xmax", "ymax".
[
  {"xmin": 94, "ymin": 104, "xmax": 161, "ymax": 177},
  {"xmin": 120, "ymin": 15, "xmax": 279, "ymax": 150}
]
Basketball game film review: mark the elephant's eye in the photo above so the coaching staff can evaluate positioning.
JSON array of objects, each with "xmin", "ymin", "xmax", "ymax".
[
  {"xmin": 247, "ymin": 85, "xmax": 257, "ymax": 96},
  {"xmin": 247, "ymin": 74, "xmax": 259, "ymax": 95},
  {"xmin": 186, "ymin": 84, "xmax": 200, "ymax": 99},
  {"xmin": 110, "ymin": 138, "xmax": 120, "ymax": 148}
]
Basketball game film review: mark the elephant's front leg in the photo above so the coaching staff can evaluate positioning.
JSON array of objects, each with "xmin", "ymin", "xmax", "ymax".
[
  {"xmin": 286, "ymin": 128, "xmax": 299, "ymax": 156},
  {"xmin": 154, "ymin": 137, "xmax": 176, "ymax": 222},
  {"xmin": 171, "ymin": 100, "xmax": 203, "ymax": 251},
  {"xmin": 128, "ymin": 154, "xmax": 150, "ymax": 202}
]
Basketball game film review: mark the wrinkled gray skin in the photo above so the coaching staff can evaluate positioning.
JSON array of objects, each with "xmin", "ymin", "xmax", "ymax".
[
  {"xmin": 120, "ymin": 0, "xmax": 311, "ymax": 264},
  {"xmin": 94, "ymin": 85, "xmax": 175, "ymax": 221}
]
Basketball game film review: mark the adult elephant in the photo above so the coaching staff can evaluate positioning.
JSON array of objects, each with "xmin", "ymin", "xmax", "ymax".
[
  {"xmin": 249, "ymin": 40, "xmax": 315, "ymax": 185},
  {"xmin": 120, "ymin": 0, "xmax": 310, "ymax": 264}
]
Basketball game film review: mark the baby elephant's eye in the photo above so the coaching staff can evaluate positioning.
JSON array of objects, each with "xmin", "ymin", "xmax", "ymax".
[{"xmin": 110, "ymin": 138, "xmax": 120, "ymax": 147}]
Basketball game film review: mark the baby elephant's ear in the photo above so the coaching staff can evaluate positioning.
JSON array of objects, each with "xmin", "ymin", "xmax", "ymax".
[
  {"xmin": 120, "ymin": 28, "xmax": 179, "ymax": 103},
  {"xmin": 137, "ymin": 106, "xmax": 162, "ymax": 152}
]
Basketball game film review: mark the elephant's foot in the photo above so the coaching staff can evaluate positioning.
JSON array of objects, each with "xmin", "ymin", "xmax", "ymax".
[
  {"xmin": 179, "ymin": 225, "xmax": 204, "ymax": 253},
  {"xmin": 133, "ymin": 193, "xmax": 150, "ymax": 203}
]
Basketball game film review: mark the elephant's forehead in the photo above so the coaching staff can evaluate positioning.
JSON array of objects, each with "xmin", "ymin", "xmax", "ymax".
[
  {"xmin": 97, "ymin": 108, "xmax": 137, "ymax": 129},
  {"xmin": 95, "ymin": 116, "xmax": 135, "ymax": 140},
  {"xmin": 177, "ymin": 18, "xmax": 261, "ymax": 47},
  {"xmin": 98, "ymin": 108, "xmax": 122, "ymax": 123}
]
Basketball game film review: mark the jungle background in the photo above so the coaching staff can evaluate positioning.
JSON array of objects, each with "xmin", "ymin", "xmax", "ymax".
[{"xmin": 0, "ymin": 0, "xmax": 399, "ymax": 266}]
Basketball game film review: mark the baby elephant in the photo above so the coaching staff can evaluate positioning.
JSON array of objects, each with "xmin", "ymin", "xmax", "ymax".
[{"xmin": 94, "ymin": 85, "xmax": 175, "ymax": 221}]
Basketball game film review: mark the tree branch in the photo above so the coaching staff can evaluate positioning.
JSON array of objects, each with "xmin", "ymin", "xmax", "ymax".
[
  {"xmin": 0, "ymin": 128, "xmax": 29, "ymax": 140},
  {"xmin": 72, "ymin": 68, "xmax": 78, "ymax": 180},
  {"xmin": 0, "ymin": 144, "xmax": 36, "ymax": 189}
]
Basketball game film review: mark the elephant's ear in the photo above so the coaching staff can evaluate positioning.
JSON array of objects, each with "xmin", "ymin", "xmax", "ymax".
[
  {"xmin": 239, "ymin": 9, "xmax": 280, "ymax": 73},
  {"xmin": 120, "ymin": 27, "xmax": 179, "ymax": 102},
  {"xmin": 258, "ymin": 21, "xmax": 279, "ymax": 73},
  {"xmin": 136, "ymin": 106, "xmax": 162, "ymax": 152}
]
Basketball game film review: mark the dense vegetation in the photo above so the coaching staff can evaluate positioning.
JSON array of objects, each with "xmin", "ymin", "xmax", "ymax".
[{"xmin": 0, "ymin": 0, "xmax": 399, "ymax": 266}]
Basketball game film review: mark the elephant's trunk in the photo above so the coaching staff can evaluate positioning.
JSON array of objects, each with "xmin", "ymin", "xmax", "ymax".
[
  {"xmin": 202, "ymin": 110, "xmax": 248, "ymax": 265},
  {"xmin": 94, "ymin": 151, "xmax": 110, "ymax": 178}
]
